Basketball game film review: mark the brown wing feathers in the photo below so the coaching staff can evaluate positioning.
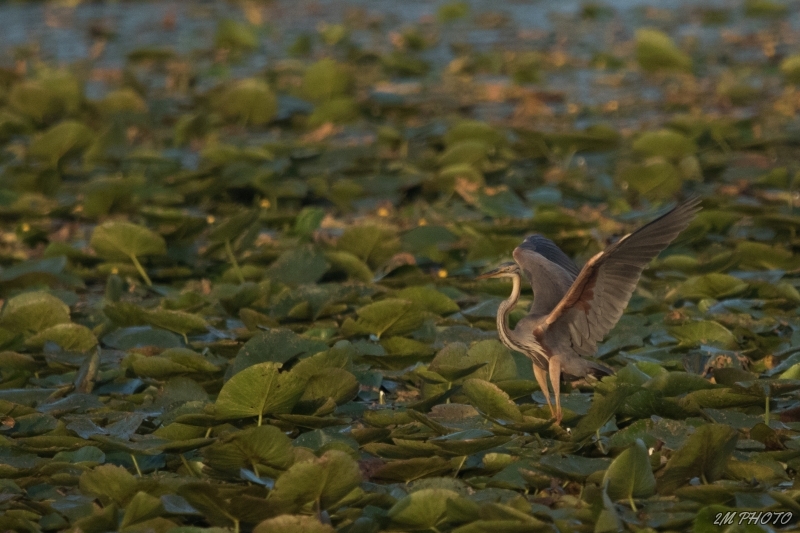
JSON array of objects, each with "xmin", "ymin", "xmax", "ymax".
[{"xmin": 545, "ymin": 197, "xmax": 701, "ymax": 353}]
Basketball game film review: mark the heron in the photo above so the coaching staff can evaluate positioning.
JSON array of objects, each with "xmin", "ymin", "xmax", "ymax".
[{"xmin": 476, "ymin": 197, "xmax": 701, "ymax": 423}]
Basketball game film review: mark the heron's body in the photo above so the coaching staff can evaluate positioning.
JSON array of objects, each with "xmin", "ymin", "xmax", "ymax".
[{"xmin": 477, "ymin": 198, "xmax": 702, "ymax": 423}]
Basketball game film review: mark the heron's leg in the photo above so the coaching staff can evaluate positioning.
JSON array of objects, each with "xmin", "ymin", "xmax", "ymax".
[
  {"xmin": 549, "ymin": 357, "xmax": 562, "ymax": 424},
  {"xmin": 532, "ymin": 364, "xmax": 554, "ymax": 419}
]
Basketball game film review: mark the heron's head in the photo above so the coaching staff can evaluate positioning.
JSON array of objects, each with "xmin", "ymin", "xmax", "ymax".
[{"xmin": 475, "ymin": 261, "xmax": 520, "ymax": 280}]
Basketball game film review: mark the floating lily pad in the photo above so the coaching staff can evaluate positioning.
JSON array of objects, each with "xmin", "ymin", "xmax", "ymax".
[
  {"xmin": 341, "ymin": 298, "xmax": 426, "ymax": 339},
  {"xmin": 676, "ymin": 273, "xmax": 748, "ymax": 300},
  {"xmin": 636, "ymin": 28, "xmax": 692, "ymax": 72},
  {"xmin": 632, "ymin": 129, "xmax": 697, "ymax": 159},
  {"xmin": 658, "ymin": 424, "xmax": 738, "ymax": 494},
  {"xmin": 619, "ymin": 161, "xmax": 683, "ymax": 200},
  {"xmin": 388, "ymin": 488, "xmax": 462, "ymax": 529},
  {"xmin": 215, "ymin": 79, "xmax": 277, "ymax": 126},
  {"xmin": 215, "ymin": 362, "xmax": 306, "ymax": 421},
  {"xmin": 8, "ymin": 70, "xmax": 82, "ymax": 122},
  {"xmin": 669, "ymin": 320, "xmax": 737, "ymax": 349},
  {"xmin": 462, "ymin": 379, "xmax": 523, "ymax": 422},
  {"xmin": 203, "ymin": 425, "xmax": 294, "ymax": 477},
  {"xmin": 254, "ymin": 515, "xmax": 334, "ymax": 533},
  {"xmin": 0, "ymin": 291, "xmax": 70, "ymax": 335},
  {"xmin": 268, "ymin": 450, "xmax": 361, "ymax": 512},
  {"xmin": 90, "ymin": 221, "xmax": 166, "ymax": 286},
  {"xmin": 215, "ymin": 19, "xmax": 258, "ymax": 51},
  {"xmin": 229, "ymin": 329, "xmax": 328, "ymax": 375},
  {"xmin": 26, "ymin": 323, "xmax": 97, "ymax": 352},
  {"xmin": 97, "ymin": 89, "xmax": 147, "ymax": 115},
  {"xmin": 603, "ymin": 439, "xmax": 656, "ymax": 503},
  {"xmin": 301, "ymin": 59, "xmax": 353, "ymax": 102},
  {"xmin": 267, "ymin": 246, "xmax": 329, "ymax": 286},
  {"xmin": 307, "ymin": 97, "xmax": 359, "ymax": 127},
  {"xmin": 29, "ymin": 120, "xmax": 94, "ymax": 167}
]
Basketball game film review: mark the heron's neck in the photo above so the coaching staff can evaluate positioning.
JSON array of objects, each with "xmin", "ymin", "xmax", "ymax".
[{"xmin": 496, "ymin": 273, "xmax": 521, "ymax": 347}]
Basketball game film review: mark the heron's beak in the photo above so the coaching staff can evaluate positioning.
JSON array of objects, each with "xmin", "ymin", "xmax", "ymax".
[{"xmin": 475, "ymin": 268, "xmax": 504, "ymax": 280}]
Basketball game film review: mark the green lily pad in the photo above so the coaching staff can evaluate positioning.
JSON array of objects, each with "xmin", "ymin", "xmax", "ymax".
[
  {"xmin": 215, "ymin": 19, "xmax": 258, "ymax": 51},
  {"xmin": 745, "ymin": 0, "xmax": 788, "ymax": 17},
  {"xmin": 29, "ymin": 120, "xmax": 94, "ymax": 167},
  {"xmin": 781, "ymin": 54, "xmax": 800, "ymax": 83},
  {"xmin": 78, "ymin": 464, "xmax": 137, "ymax": 506},
  {"xmin": 0, "ymin": 351, "xmax": 38, "ymax": 371},
  {"xmin": 215, "ymin": 79, "xmax": 277, "ymax": 126},
  {"xmin": 336, "ymin": 225, "xmax": 400, "ymax": 268},
  {"xmin": 643, "ymin": 372, "xmax": 715, "ymax": 397},
  {"xmin": 477, "ymin": 188, "xmax": 533, "ymax": 219},
  {"xmin": 254, "ymin": 515, "xmax": 334, "ymax": 533},
  {"xmin": 0, "ymin": 291, "xmax": 70, "ymax": 335},
  {"xmin": 8, "ymin": 70, "xmax": 82, "ymax": 122},
  {"xmin": 619, "ymin": 161, "xmax": 683, "ymax": 200},
  {"xmin": 373, "ymin": 456, "xmax": 453, "ymax": 482},
  {"xmin": 105, "ymin": 302, "xmax": 208, "ymax": 336},
  {"xmin": 215, "ymin": 362, "xmax": 306, "ymax": 421},
  {"xmin": 438, "ymin": 140, "xmax": 491, "ymax": 168},
  {"xmin": 603, "ymin": 439, "xmax": 656, "ymax": 503},
  {"xmin": 25, "ymin": 323, "xmax": 97, "ymax": 352},
  {"xmin": 462, "ymin": 379, "xmax": 523, "ymax": 422},
  {"xmin": 658, "ymin": 423, "xmax": 738, "ymax": 495},
  {"xmin": 202, "ymin": 425, "xmax": 294, "ymax": 477},
  {"xmin": 301, "ymin": 59, "xmax": 353, "ymax": 102},
  {"xmin": 325, "ymin": 251, "xmax": 373, "ymax": 282},
  {"xmin": 0, "ymin": 256, "xmax": 68, "ymax": 289},
  {"xmin": 307, "ymin": 97, "xmax": 359, "ymax": 127},
  {"xmin": 536, "ymin": 454, "xmax": 611, "ymax": 482},
  {"xmin": 120, "ymin": 491, "xmax": 165, "ymax": 530},
  {"xmin": 267, "ymin": 246, "xmax": 329, "ymax": 286},
  {"xmin": 90, "ymin": 221, "xmax": 166, "ymax": 286},
  {"xmin": 572, "ymin": 384, "xmax": 637, "ymax": 442},
  {"xmin": 632, "ymin": 129, "xmax": 697, "ymax": 159},
  {"xmin": 445, "ymin": 120, "xmax": 506, "ymax": 148},
  {"xmin": 341, "ymin": 298, "xmax": 426, "ymax": 339},
  {"xmin": 669, "ymin": 321, "xmax": 737, "ymax": 349},
  {"xmin": 96, "ymin": 88, "xmax": 147, "ymax": 115},
  {"xmin": 430, "ymin": 341, "xmax": 517, "ymax": 384},
  {"xmin": 436, "ymin": 164, "xmax": 485, "ymax": 192},
  {"xmin": 268, "ymin": 450, "xmax": 361, "ymax": 512},
  {"xmin": 636, "ymin": 28, "xmax": 692, "ymax": 72},
  {"xmin": 126, "ymin": 348, "xmax": 219, "ymax": 379},
  {"xmin": 298, "ymin": 368, "xmax": 359, "ymax": 406},
  {"xmin": 229, "ymin": 329, "xmax": 327, "ymax": 376},
  {"xmin": 388, "ymin": 488, "xmax": 462, "ymax": 529},
  {"xmin": 438, "ymin": 1, "xmax": 469, "ymax": 22},
  {"xmin": 676, "ymin": 274, "xmax": 749, "ymax": 300},
  {"xmin": 393, "ymin": 286, "xmax": 460, "ymax": 315},
  {"xmin": 736, "ymin": 241, "xmax": 798, "ymax": 270},
  {"xmin": 208, "ymin": 211, "xmax": 259, "ymax": 244}
]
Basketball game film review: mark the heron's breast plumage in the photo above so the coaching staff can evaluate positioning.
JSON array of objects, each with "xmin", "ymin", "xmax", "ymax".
[{"xmin": 500, "ymin": 315, "xmax": 549, "ymax": 369}]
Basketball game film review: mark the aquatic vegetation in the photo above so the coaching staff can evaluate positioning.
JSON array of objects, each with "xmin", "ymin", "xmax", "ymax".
[{"xmin": 0, "ymin": 1, "xmax": 799, "ymax": 532}]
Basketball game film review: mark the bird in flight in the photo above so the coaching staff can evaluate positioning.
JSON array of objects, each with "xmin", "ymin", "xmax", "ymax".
[{"xmin": 476, "ymin": 197, "xmax": 701, "ymax": 424}]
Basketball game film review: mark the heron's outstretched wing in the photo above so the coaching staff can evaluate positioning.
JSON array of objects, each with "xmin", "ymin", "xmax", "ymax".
[
  {"xmin": 543, "ymin": 197, "xmax": 702, "ymax": 357},
  {"xmin": 513, "ymin": 235, "xmax": 579, "ymax": 316}
]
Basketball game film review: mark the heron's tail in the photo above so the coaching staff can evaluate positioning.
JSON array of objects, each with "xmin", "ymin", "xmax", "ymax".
[
  {"xmin": 586, "ymin": 360, "xmax": 615, "ymax": 379},
  {"xmin": 562, "ymin": 359, "xmax": 615, "ymax": 381}
]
